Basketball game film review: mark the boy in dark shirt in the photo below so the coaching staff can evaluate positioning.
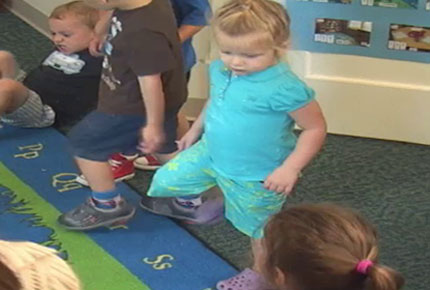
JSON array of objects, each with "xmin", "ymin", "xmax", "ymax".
[
  {"xmin": 74, "ymin": 0, "xmax": 211, "ymax": 184},
  {"xmin": 58, "ymin": 0, "xmax": 187, "ymax": 230},
  {"xmin": 132, "ymin": 0, "xmax": 211, "ymax": 169},
  {"xmin": 0, "ymin": 1, "xmax": 102, "ymax": 129}
]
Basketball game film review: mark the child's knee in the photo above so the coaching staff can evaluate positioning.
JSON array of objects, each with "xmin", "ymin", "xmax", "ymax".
[
  {"xmin": 0, "ymin": 82, "xmax": 13, "ymax": 102},
  {"xmin": 150, "ymin": 169, "xmax": 169, "ymax": 189},
  {"xmin": 0, "ymin": 79, "xmax": 28, "ymax": 112},
  {"xmin": 0, "ymin": 51, "xmax": 15, "ymax": 64},
  {"xmin": 0, "ymin": 51, "xmax": 17, "ymax": 78},
  {"xmin": 147, "ymin": 169, "xmax": 179, "ymax": 197}
]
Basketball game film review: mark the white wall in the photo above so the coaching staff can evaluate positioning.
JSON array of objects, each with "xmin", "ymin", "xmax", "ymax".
[
  {"xmin": 6, "ymin": 0, "xmax": 430, "ymax": 144},
  {"xmin": 23, "ymin": 0, "xmax": 70, "ymax": 15},
  {"xmin": 299, "ymin": 52, "xmax": 430, "ymax": 144}
]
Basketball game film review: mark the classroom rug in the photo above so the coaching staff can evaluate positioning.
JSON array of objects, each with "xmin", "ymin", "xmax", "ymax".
[{"xmin": 0, "ymin": 124, "xmax": 237, "ymax": 290}]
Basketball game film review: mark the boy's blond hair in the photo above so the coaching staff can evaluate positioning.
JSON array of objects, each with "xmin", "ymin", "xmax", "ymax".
[
  {"xmin": 50, "ymin": 1, "xmax": 100, "ymax": 29},
  {"xmin": 212, "ymin": 0, "xmax": 290, "ymax": 51}
]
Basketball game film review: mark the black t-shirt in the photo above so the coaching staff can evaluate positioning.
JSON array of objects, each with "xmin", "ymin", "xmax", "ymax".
[
  {"xmin": 23, "ymin": 49, "xmax": 102, "ymax": 128},
  {"xmin": 97, "ymin": 0, "xmax": 187, "ymax": 116}
]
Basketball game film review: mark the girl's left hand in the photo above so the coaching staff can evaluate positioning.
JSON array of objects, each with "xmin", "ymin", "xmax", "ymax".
[{"xmin": 264, "ymin": 166, "xmax": 300, "ymax": 195}]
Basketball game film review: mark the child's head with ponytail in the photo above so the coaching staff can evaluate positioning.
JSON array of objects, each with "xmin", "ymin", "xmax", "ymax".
[
  {"xmin": 213, "ymin": 0, "xmax": 290, "ymax": 52},
  {"xmin": 259, "ymin": 203, "xmax": 404, "ymax": 290}
]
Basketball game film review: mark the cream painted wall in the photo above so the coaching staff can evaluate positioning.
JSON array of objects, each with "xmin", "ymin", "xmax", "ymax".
[
  {"xmin": 298, "ymin": 52, "xmax": 430, "ymax": 144},
  {"xmin": 6, "ymin": 0, "xmax": 430, "ymax": 144},
  {"xmin": 23, "ymin": 0, "xmax": 70, "ymax": 15}
]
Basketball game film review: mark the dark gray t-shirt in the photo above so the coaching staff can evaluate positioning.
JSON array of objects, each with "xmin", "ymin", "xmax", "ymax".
[
  {"xmin": 24, "ymin": 49, "xmax": 102, "ymax": 128},
  {"xmin": 98, "ymin": 0, "xmax": 187, "ymax": 115}
]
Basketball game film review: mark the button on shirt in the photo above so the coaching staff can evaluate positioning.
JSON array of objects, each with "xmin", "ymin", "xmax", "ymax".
[{"xmin": 204, "ymin": 59, "xmax": 315, "ymax": 181}]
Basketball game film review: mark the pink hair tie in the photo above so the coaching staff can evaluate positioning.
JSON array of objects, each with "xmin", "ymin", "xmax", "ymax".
[{"xmin": 356, "ymin": 259, "xmax": 374, "ymax": 275}]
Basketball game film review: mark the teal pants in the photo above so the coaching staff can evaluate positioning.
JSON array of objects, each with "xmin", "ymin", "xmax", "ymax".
[{"xmin": 148, "ymin": 139, "xmax": 286, "ymax": 238}]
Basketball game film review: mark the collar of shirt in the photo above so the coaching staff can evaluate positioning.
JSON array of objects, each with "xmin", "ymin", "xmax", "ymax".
[{"xmin": 218, "ymin": 61, "xmax": 289, "ymax": 83}]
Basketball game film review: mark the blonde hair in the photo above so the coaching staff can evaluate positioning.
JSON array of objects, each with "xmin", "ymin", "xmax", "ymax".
[
  {"xmin": 0, "ymin": 240, "xmax": 81, "ymax": 290},
  {"xmin": 49, "ymin": 1, "xmax": 100, "ymax": 29},
  {"xmin": 263, "ymin": 204, "xmax": 404, "ymax": 290},
  {"xmin": 212, "ymin": 0, "xmax": 290, "ymax": 51}
]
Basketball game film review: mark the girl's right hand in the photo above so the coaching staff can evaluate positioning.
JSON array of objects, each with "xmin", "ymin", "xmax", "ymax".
[{"xmin": 176, "ymin": 127, "xmax": 201, "ymax": 151}]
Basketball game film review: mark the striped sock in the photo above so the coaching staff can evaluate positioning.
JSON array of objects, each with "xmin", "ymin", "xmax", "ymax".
[
  {"xmin": 176, "ymin": 195, "xmax": 202, "ymax": 208},
  {"xmin": 91, "ymin": 190, "xmax": 121, "ymax": 210}
]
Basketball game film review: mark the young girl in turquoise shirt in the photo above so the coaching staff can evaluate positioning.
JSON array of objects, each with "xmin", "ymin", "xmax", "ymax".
[{"xmin": 144, "ymin": 0, "xmax": 326, "ymax": 281}]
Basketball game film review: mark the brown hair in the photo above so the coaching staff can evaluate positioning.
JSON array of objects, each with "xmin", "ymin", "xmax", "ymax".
[
  {"xmin": 212, "ymin": 0, "xmax": 290, "ymax": 51},
  {"xmin": 263, "ymin": 204, "xmax": 404, "ymax": 290},
  {"xmin": 49, "ymin": 1, "xmax": 100, "ymax": 29}
]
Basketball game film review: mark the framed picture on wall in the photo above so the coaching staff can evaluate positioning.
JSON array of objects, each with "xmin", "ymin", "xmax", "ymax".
[
  {"xmin": 361, "ymin": 0, "xmax": 418, "ymax": 9},
  {"xmin": 314, "ymin": 18, "xmax": 372, "ymax": 47},
  {"xmin": 426, "ymin": 0, "xmax": 430, "ymax": 10},
  {"xmin": 388, "ymin": 24, "xmax": 430, "ymax": 52}
]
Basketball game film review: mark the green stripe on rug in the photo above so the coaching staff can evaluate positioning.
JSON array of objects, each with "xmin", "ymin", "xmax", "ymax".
[{"xmin": 0, "ymin": 162, "xmax": 149, "ymax": 290}]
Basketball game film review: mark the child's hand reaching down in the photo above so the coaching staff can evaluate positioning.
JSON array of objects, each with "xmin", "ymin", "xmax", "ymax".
[
  {"xmin": 139, "ymin": 125, "xmax": 165, "ymax": 154},
  {"xmin": 88, "ymin": 35, "xmax": 106, "ymax": 57},
  {"xmin": 176, "ymin": 126, "xmax": 201, "ymax": 151},
  {"xmin": 264, "ymin": 165, "xmax": 300, "ymax": 195}
]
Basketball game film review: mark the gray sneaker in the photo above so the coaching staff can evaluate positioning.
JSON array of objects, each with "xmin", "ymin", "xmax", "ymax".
[
  {"xmin": 140, "ymin": 196, "xmax": 224, "ymax": 225},
  {"xmin": 58, "ymin": 198, "xmax": 136, "ymax": 230}
]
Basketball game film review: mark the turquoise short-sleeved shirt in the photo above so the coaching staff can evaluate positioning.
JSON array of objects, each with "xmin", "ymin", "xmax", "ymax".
[{"xmin": 204, "ymin": 59, "xmax": 315, "ymax": 181}]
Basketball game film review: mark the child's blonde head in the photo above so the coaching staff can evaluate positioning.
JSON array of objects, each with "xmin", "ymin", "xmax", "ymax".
[
  {"xmin": 262, "ymin": 204, "xmax": 404, "ymax": 290},
  {"xmin": 213, "ymin": 0, "xmax": 290, "ymax": 52},
  {"xmin": 0, "ymin": 240, "xmax": 81, "ymax": 290},
  {"xmin": 49, "ymin": 1, "xmax": 99, "ymax": 29}
]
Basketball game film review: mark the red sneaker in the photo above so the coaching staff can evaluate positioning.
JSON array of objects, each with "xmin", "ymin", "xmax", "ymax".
[
  {"xmin": 110, "ymin": 153, "xmax": 138, "ymax": 161},
  {"xmin": 133, "ymin": 154, "xmax": 162, "ymax": 171},
  {"xmin": 75, "ymin": 153, "xmax": 137, "ymax": 186}
]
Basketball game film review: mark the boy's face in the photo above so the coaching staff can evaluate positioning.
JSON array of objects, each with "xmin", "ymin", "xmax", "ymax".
[{"xmin": 49, "ymin": 14, "xmax": 95, "ymax": 55}]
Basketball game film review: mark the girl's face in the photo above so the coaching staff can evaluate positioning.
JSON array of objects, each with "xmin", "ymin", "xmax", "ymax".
[{"xmin": 216, "ymin": 30, "xmax": 279, "ymax": 76}]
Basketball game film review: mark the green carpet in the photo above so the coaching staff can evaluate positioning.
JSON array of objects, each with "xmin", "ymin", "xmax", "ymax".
[{"xmin": 1, "ymin": 9, "xmax": 429, "ymax": 290}]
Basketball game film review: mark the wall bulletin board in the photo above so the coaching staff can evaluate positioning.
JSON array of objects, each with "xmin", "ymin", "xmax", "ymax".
[{"xmin": 284, "ymin": 0, "xmax": 430, "ymax": 62}]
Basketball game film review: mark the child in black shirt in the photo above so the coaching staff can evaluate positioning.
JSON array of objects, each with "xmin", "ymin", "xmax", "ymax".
[{"xmin": 0, "ymin": 1, "xmax": 102, "ymax": 129}]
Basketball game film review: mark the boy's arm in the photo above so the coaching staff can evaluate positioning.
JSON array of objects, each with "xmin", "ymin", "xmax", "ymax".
[
  {"xmin": 176, "ymin": 0, "xmax": 211, "ymax": 43},
  {"xmin": 178, "ymin": 25, "xmax": 205, "ymax": 43},
  {"xmin": 264, "ymin": 101, "xmax": 326, "ymax": 195},
  {"xmin": 137, "ymin": 74, "xmax": 166, "ymax": 154},
  {"xmin": 89, "ymin": 10, "xmax": 113, "ymax": 56}
]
